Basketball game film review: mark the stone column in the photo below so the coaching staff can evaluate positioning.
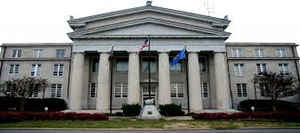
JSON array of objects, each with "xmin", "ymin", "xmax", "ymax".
[
  {"xmin": 96, "ymin": 53, "xmax": 111, "ymax": 113},
  {"xmin": 70, "ymin": 52, "xmax": 85, "ymax": 110},
  {"xmin": 188, "ymin": 52, "xmax": 203, "ymax": 112},
  {"xmin": 127, "ymin": 52, "xmax": 140, "ymax": 104},
  {"xmin": 214, "ymin": 52, "xmax": 232, "ymax": 110},
  {"xmin": 158, "ymin": 52, "xmax": 172, "ymax": 105}
]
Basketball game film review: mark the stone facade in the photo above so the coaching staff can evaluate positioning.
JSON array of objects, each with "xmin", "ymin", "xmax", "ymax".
[{"xmin": 0, "ymin": 3, "xmax": 299, "ymax": 113}]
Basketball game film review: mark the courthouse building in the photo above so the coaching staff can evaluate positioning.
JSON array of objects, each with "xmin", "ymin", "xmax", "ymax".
[{"xmin": 0, "ymin": 1, "xmax": 299, "ymax": 113}]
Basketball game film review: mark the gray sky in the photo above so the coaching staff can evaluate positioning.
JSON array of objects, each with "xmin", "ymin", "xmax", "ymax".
[{"xmin": 0, "ymin": 0, "xmax": 299, "ymax": 44}]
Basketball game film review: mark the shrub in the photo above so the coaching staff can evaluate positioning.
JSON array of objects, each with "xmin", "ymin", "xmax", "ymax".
[
  {"xmin": 121, "ymin": 104, "xmax": 141, "ymax": 116},
  {"xmin": 238, "ymin": 100, "xmax": 299, "ymax": 112},
  {"xmin": 0, "ymin": 97, "xmax": 67, "ymax": 112},
  {"xmin": 159, "ymin": 104, "xmax": 185, "ymax": 116},
  {"xmin": 0, "ymin": 112, "xmax": 108, "ymax": 123}
]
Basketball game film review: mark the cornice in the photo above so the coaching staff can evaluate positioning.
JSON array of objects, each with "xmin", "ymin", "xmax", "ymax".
[
  {"xmin": 0, "ymin": 58, "xmax": 72, "ymax": 61},
  {"xmin": 227, "ymin": 57, "xmax": 300, "ymax": 60},
  {"xmin": 226, "ymin": 42, "xmax": 298, "ymax": 46}
]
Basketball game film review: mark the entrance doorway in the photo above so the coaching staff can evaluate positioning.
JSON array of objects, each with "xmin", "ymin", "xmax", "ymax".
[{"xmin": 141, "ymin": 83, "xmax": 158, "ymax": 105}]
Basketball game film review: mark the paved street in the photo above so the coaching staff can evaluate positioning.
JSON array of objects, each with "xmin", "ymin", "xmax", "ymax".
[{"xmin": 1, "ymin": 129, "xmax": 300, "ymax": 133}]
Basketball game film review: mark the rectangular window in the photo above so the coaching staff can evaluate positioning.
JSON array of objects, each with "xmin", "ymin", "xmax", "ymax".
[
  {"xmin": 31, "ymin": 64, "xmax": 41, "ymax": 77},
  {"xmin": 259, "ymin": 83, "xmax": 267, "ymax": 96},
  {"xmin": 31, "ymin": 85, "xmax": 39, "ymax": 98},
  {"xmin": 92, "ymin": 58, "xmax": 99, "ymax": 72},
  {"xmin": 142, "ymin": 60, "xmax": 157, "ymax": 73},
  {"xmin": 7, "ymin": 83, "xmax": 17, "ymax": 96},
  {"xmin": 233, "ymin": 64, "xmax": 244, "ymax": 76},
  {"xmin": 9, "ymin": 64, "xmax": 19, "ymax": 74},
  {"xmin": 256, "ymin": 63, "xmax": 267, "ymax": 74},
  {"xmin": 232, "ymin": 48, "xmax": 241, "ymax": 57},
  {"xmin": 53, "ymin": 64, "xmax": 64, "ymax": 76},
  {"xmin": 50, "ymin": 84, "xmax": 63, "ymax": 98},
  {"xmin": 279, "ymin": 63, "xmax": 289, "ymax": 75},
  {"xmin": 201, "ymin": 82, "xmax": 209, "ymax": 98},
  {"xmin": 88, "ymin": 83, "xmax": 96, "ymax": 98},
  {"xmin": 255, "ymin": 48, "xmax": 264, "ymax": 57},
  {"xmin": 114, "ymin": 83, "xmax": 128, "ymax": 98},
  {"xmin": 170, "ymin": 62, "xmax": 183, "ymax": 72},
  {"xmin": 12, "ymin": 49, "xmax": 22, "ymax": 58},
  {"xmin": 237, "ymin": 83, "xmax": 247, "ymax": 97},
  {"xmin": 171, "ymin": 82, "xmax": 184, "ymax": 98},
  {"xmin": 56, "ymin": 49, "xmax": 65, "ymax": 58},
  {"xmin": 199, "ymin": 58, "xmax": 206, "ymax": 72},
  {"xmin": 116, "ymin": 59, "xmax": 128, "ymax": 72},
  {"xmin": 276, "ymin": 48, "xmax": 287, "ymax": 57},
  {"xmin": 33, "ymin": 49, "xmax": 43, "ymax": 58}
]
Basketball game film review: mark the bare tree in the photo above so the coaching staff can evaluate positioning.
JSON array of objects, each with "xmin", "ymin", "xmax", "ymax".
[
  {"xmin": 253, "ymin": 72, "xmax": 300, "ymax": 111},
  {"xmin": 0, "ymin": 77, "xmax": 49, "ymax": 111}
]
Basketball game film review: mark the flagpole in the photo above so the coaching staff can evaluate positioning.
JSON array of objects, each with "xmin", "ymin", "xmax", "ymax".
[
  {"xmin": 147, "ymin": 35, "xmax": 151, "ymax": 100},
  {"xmin": 184, "ymin": 46, "xmax": 190, "ymax": 113}
]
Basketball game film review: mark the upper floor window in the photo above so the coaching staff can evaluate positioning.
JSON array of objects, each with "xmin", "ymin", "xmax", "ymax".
[
  {"xmin": 171, "ymin": 82, "xmax": 184, "ymax": 98},
  {"xmin": 232, "ymin": 48, "xmax": 241, "ymax": 57},
  {"xmin": 92, "ymin": 58, "xmax": 99, "ymax": 72},
  {"xmin": 233, "ymin": 64, "xmax": 244, "ymax": 76},
  {"xmin": 33, "ymin": 49, "xmax": 43, "ymax": 58},
  {"xmin": 236, "ymin": 83, "xmax": 247, "ymax": 97},
  {"xmin": 116, "ymin": 59, "xmax": 128, "ymax": 72},
  {"xmin": 9, "ymin": 64, "xmax": 19, "ymax": 74},
  {"xmin": 259, "ymin": 83, "xmax": 267, "ymax": 97},
  {"xmin": 278, "ymin": 63, "xmax": 289, "ymax": 75},
  {"xmin": 31, "ymin": 64, "xmax": 41, "ymax": 77},
  {"xmin": 142, "ymin": 59, "xmax": 157, "ymax": 73},
  {"xmin": 170, "ymin": 62, "xmax": 183, "ymax": 72},
  {"xmin": 114, "ymin": 82, "xmax": 128, "ymax": 98},
  {"xmin": 199, "ymin": 57, "xmax": 207, "ymax": 72},
  {"xmin": 201, "ymin": 82, "xmax": 209, "ymax": 98},
  {"xmin": 276, "ymin": 48, "xmax": 287, "ymax": 57},
  {"xmin": 12, "ymin": 49, "xmax": 22, "ymax": 58},
  {"xmin": 255, "ymin": 48, "xmax": 264, "ymax": 57},
  {"xmin": 53, "ymin": 64, "xmax": 64, "ymax": 76},
  {"xmin": 88, "ymin": 83, "xmax": 96, "ymax": 98},
  {"xmin": 50, "ymin": 84, "xmax": 63, "ymax": 98},
  {"xmin": 256, "ymin": 63, "xmax": 267, "ymax": 74},
  {"xmin": 56, "ymin": 49, "xmax": 65, "ymax": 58}
]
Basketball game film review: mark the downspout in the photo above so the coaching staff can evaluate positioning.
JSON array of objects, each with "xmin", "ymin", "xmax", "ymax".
[
  {"xmin": 0, "ymin": 46, "xmax": 7, "ymax": 80},
  {"xmin": 185, "ymin": 52, "xmax": 190, "ymax": 113},
  {"xmin": 292, "ymin": 45, "xmax": 300, "ymax": 81},
  {"xmin": 67, "ymin": 45, "xmax": 73, "ymax": 102},
  {"xmin": 109, "ymin": 54, "xmax": 113, "ymax": 114}
]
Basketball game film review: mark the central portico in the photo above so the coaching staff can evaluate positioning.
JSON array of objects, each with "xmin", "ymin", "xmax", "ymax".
[{"xmin": 67, "ymin": 2, "xmax": 232, "ymax": 113}]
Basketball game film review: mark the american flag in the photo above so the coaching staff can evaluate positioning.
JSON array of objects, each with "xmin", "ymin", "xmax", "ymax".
[{"xmin": 138, "ymin": 39, "xmax": 150, "ymax": 53}]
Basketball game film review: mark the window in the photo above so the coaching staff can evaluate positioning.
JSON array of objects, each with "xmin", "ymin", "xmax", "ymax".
[
  {"xmin": 56, "ymin": 49, "xmax": 65, "ymax": 58},
  {"xmin": 256, "ymin": 63, "xmax": 267, "ymax": 74},
  {"xmin": 279, "ymin": 63, "xmax": 289, "ymax": 75},
  {"xmin": 33, "ymin": 49, "xmax": 43, "ymax": 58},
  {"xmin": 170, "ymin": 62, "xmax": 183, "ymax": 72},
  {"xmin": 92, "ymin": 58, "xmax": 99, "ymax": 72},
  {"xmin": 232, "ymin": 48, "xmax": 241, "ymax": 57},
  {"xmin": 255, "ymin": 48, "xmax": 264, "ymax": 57},
  {"xmin": 12, "ymin": 49, "xmax": 22, "ymax": 58},
  {"xmin": 237, "ymin": 83, "xmax": 247, "ymax": 97},
  {"xmin": 31, "ymin": 64, "xmax": 41, "ymax": 77},
  {"xmin": 116, "ymin": 60, "xmax": 128, "ymax": 72},
  {"xmin": 199, "ymin": 58, "xmax": 206, "ymax": 72},
  {"xmin": 233, "ymin": 64, "xmax": 244, "ymax": 76},
  {"xmin": 171, "ymin": 82, "xmax": 184, "ymax": 98},
  {"xmin": 114, "ymin": 83, "xmax": 128, "ymax": 98},
  {"xmin": 31, "ymin": 85, "xmax": 39, "ymax": 98},
  {"xmin": 53, "ymin": 64, "xmax": 64, "ymax": 76},
  {"xmin": 201, "ymin": 82, "xmax": 209, "ymax": 98},
  {"xmin": 88, "ymin": 83, "xmax": 96, "ymax": 98},
  {"xmin": 7, "ymin": 83, "xmax": 17, "ymax": 96},
  {"xmin": 142, "ymin": 60, "xmax": 157, "ymax": 73},
  {"xmin": 259, "ymin": 83, "xmax": 267, "ymax": 96},
  {"xmin": 276, "ymin": 48, "xmax": 287, "ymax": 57},
  {"xmin": 50, "ymin": 84, "xmax": 63, "ymax": 98},
  {"xmin": 9, "ymin": 64, "xmax": 19, "ymax": 74}
]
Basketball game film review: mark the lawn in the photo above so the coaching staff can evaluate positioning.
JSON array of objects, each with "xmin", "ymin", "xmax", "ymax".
[{"xmin": 1, "ymin": 120, "xmax": 300, "ymax": 129}]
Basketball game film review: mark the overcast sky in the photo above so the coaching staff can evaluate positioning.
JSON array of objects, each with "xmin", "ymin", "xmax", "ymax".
[{"xmin": 0, "ymin": 0, "xmax": 299, "ymax": 45}]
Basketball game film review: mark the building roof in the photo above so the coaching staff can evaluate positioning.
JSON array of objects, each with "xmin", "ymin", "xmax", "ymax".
[
  {"xmin": 1, "ymin": 43, "xmax": 72, "ymax": 47},
  {"xmin": 226, "ymin": 42, "xmax": 298, "ymax": 46}
]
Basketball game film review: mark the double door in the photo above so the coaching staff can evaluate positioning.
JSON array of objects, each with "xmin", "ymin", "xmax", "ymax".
[{"xmin": 141, "ymin": 83, "xmax": 158, "ymax": 105}]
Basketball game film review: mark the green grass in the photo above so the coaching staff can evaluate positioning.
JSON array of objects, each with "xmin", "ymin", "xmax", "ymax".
[{"xmin": 0, "ymin": 120, "xmax": 300, "ymax": 129}]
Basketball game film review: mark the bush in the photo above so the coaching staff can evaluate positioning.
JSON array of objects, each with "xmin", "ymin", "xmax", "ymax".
[
  {"xmin": 238, "ymin": 100, "xmax": 299, "ymax": 112},
  {"xmin": 159, "ymin": 104, "xmax": 185, "ymax": 116},
  {"xmin": 121, "ymin": 104, "xmax": 141, "ymax": 116},
  {"xmin": 0, "ymin": 112, "xmax": 108, "ymax": 123},
  {"xmin": 192, "ymin": 112, "xmax": 300, "ymax": 121},
  {"xmin": 0, "ymin": 97, "xmax": 68, "ymax": 112}
]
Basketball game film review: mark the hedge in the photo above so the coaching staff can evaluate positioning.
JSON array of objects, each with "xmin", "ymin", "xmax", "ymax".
[
  {"xmin": 238, "ymin": 100, "xmax": 300, "ymax": 112},
  {"xmin": 159, "ymin": 104, "xmax": 185, "ymax": 116},
  {"xmin": 0, "ymin": 97, "xmax": 68, "ymax": 112},
  {"xmin": 0, "ymin": 112, "xmax": 108, "ymax": 123},
  {"xmin": 192, "ymin": 112, "xmax": 300, "ymax": 121},
  {"xmin": 121, "ymin": 104, "xmax": 141, "ymax": 116}
]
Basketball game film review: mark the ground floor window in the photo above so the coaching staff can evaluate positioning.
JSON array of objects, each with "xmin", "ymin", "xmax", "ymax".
[
  {"xmin": 88, "ymin": 82, "xmax": 96, "ymax": 98},
  {"xmin": 236, "ymin": 83, "xmax": 247, "ymax": 97},
  {"xmin": 201, "ymin": 82, "xmax": 209, "ymax": 98},
  {"xmin": 171, "ymin": 82, "xmax": 184, "ymax": 98},
  {"xmin": 50, "ymin": 84, "xmax": 63, "ymax": 98},
  {"xmin": 114, "ymin": 83, "xmax": 128, "ymax": 98}
]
